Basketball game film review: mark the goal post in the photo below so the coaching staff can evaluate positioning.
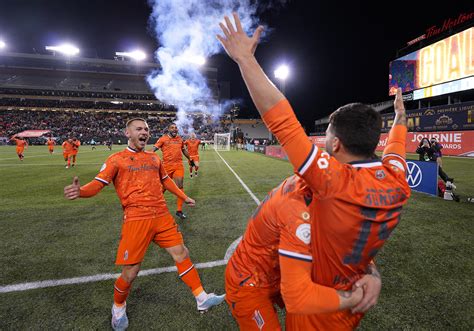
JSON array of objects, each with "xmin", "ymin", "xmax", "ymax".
[{"xmin": 214, "ymin": 133, "xmax": 231, "ymax": 151}]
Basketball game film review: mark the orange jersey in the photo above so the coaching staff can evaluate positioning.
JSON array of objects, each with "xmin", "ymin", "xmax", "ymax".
[
  {"xmin": 71, "ymin": 140, "xmax": 81, "ymax": 155},
  {"xmin": 47, "ymin": 140, "xmax": 55, "ymax": 147},
  {"xmin": 62, "ymin": 141, "xmax": 74, "ymax": 154},
  {"xmin": 13, "ymin": 139, "xmax": 27, "ymax": 148},
  {"xmin": 263, "ymin": 99, "xmax": 411, "ymax": 328},
  {"xmin": 227, "ymin": 175, "xmax": 312, "ymax": 293},
  {"xmin": 184, "ymin": 138, "xmax": 201, "ymax": 157},
  {"xmin": 94, "ymin": 146, "xmax": 170, "ymax": 221},
  {"xmin": 154, "ymin": 134, "xmax": 184, "ymax": 166}
]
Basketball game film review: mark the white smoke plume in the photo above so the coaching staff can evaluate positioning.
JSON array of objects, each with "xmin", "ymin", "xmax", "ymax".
[{"xmin": 147, "ymin": 0, "xmax": 262, "ymax": 135}]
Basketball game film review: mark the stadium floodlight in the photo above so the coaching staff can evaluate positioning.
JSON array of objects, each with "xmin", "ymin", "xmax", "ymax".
[
  {"xmin": 0, "ymin": 40, "xmax": 5, "ymax": 49},
  {"xmin": 274, "ymin": 65, "xmax": 290, "ymax": 81},
  {"xmin": 184, "ymin": 55, "xmax": 206, "ymax": 66},
  {"xmin": 115, "ymin": 50, "xmax": 146, "ymax": 61},
  {"xmin": 45, "ymin": 44, "xmax": 80, "ymax": 56}
]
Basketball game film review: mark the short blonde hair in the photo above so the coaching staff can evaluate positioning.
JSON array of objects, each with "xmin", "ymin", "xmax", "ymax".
[{"xmin": 126, "ymin": 118, "xmax": 147, "ymax": 128}]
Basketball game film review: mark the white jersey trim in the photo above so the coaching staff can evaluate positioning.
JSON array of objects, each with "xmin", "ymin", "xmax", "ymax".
[
  {"xmin": 278, "ymin": 249, "xmax": 312, "ymax": 262},
  {"xmin": 351, "ymin": 161, "xmax": 382, "ymax": 168},
  {"xmin": 95, "ymin": 177, "xmax": 109, "ymax": 185},
  {"xmin": 298, "ymin": 145, "xmax": 318, "ymax": 175}
]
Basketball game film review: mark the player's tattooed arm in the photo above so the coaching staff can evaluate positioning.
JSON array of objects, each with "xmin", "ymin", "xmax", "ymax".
[
  {"xmin": 393, "ymin": 88, "xmax": 406, "ymax": 127},
  {"xmin": 351, "ymin": 263, "xmax": 382, "ymax": 313},
  {"xmin": 182, "ymin": 147, "xmax": 190, "ymax": 160},
  {"xmin": 337, "ymin": 287, "xmax": 363, "ymax": 310}
]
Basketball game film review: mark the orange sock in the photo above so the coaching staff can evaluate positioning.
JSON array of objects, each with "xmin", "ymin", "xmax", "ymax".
[
  {"xmin": 177, "ymin": 190, "xmax": 184, "ymax": 211},
  {"xmin": 176, "ymin": 257, "xmax": 203, "ymax": 296},
  {"xmin": 113, "ymin": 276, "xmax": 131, "ymax": 306}
]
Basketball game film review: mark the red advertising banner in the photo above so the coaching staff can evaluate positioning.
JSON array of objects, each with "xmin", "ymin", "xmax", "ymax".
[
  {"xmin": 265, "ymin": 145, "xmax": 288, "ymax": 160},
  {"xmin": 310, "ymin": 131, "xmax": 474, "ymax": 157}
]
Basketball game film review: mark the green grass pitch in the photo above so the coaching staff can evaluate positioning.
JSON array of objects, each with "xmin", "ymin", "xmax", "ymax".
[{"xmin": 0, "ymin": 145, "xmax": 472, "ymax": 329}]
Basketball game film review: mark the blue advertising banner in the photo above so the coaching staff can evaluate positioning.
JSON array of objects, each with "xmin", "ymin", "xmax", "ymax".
[
  {"xmin": 246, "ymin": 144, "xmax": 255, "ymax": 152},
  {"xmin": 405, "ymin": 160, "xmax": 438, "ymax": 196}
]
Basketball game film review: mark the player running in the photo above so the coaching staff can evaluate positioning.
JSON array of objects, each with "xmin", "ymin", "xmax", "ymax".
[
  {"xmin": 62, "ymin": 138, "xmax": 75, "ymax": 168},
  {"xmin": 64, "ymin": 118, "xmax": 225, "ymax": 330},
  {"xmin": 71, "ymin": 137, "xmax": 81, "ymax": 167},
  {"xmin": 218, "ymin": 14, "xmax": 410, "ymax": 330},
  {"xmin": 184, "ymin": 133, "xmax": 201, "ymax": 178},
  {"xmin": 46, "ymin": 137, "xmax": 55, "ymax": 155},
  {"xmin": 226, "ymin": 175, "xmax": 382, "ymax": 330},
  {"xmin": 153, "ymin": 123, "xmax": 192, "ymax": 219},
  {"xmin": 10, "ymin": 136, "xmax": 28, "ymax": 161}
]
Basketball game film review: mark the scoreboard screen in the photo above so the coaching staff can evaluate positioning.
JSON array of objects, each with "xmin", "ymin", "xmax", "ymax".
[{"xmin": 389, "ymin": 27, "xmax": 473, "ymax": 98}]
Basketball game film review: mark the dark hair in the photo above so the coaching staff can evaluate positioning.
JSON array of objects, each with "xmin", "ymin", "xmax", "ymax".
[
  {"xmin": 329, "ymin": 103, "xmax": 381, "ymax": 157},
  {"xmin": 419, "ymin": 138, "xmax": 431, "ymax": 147},
  {"xmin": 126, "ymin": 118, "xmax": 147, "ymax": 128}
]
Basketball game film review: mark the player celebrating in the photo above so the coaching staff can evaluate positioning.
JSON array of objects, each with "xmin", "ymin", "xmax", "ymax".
[
  {"xmin": 46, "ymin": 137, "xmax": 55, "ymax": 155},
  {"xmin": 153, "ymin": 123, "xmax": 192, "ymax": 219},
  {"xmin": 226, "ymin": 175, "xmax": 382, "ymax": 330},
  {"xmin": 11, "ymin": 136, "xmax": 28, "ymax": 161},
  {"xmin": 218, "ymin": 14, "xmax": 410, "ymax": 329},
  {"xmin": 184, "ymin": 132, "xmax": 201, "ymax": 178},
  {"xmin": 71, "ymin": 137, "xmax": 81, "ymax": 167},
  {"xmin": 64, "ymin": 118, "xmax": 225, "ymax": 330},
  {"xmin": 62, "ymin": 138, "xmax": 74, "ymax": 168}
]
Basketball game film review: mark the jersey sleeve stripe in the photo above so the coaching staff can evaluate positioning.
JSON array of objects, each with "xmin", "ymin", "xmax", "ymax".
[
  {"xmin": 94, "ymin": 177, "xmax": 109, "ymax": 185},
  {"xmin": 382, "ymin": 153, "xmax": 407, "ymax": 164},
  {"xmin": 278, "ymin": 249, "xmax": 312, "ymax": 262},
  {"xmin": 298, "ymin": 144, "xmax": 318, "ymax": 175},
  {"xmin": 162, "ymin": 175, "xmax": 169, "ymax": 180}
]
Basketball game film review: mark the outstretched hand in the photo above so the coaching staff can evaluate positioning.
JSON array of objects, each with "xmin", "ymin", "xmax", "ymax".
[
  {"xmin": 394, "ymin": 88, "xmax": 405, "ymax": 115},
  {"xmin": 185, "ymin": 197, "xmax": 196, "ymax": 207},
  {"xmin": 217, "ymin": 12, "xmax": 264, "ymax": 63},
  {"xmin": 64, "ymin": 176, "xmax": 81, "ymax": 200}
]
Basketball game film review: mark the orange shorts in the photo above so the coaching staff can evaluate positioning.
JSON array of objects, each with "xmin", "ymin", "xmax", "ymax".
[
  {"xmin": 48, "ymin": 147, "xmax": 54, "ymax": 151},
  {"xmin": 164, "ymin": 164, "xmax": 184, "ymax": 179},
  {"xmin": 225, "ymin": 266, "xmax": 282, "ymax": 330},
  {"xmin": 285, "ymin": 310, "xmax": 363, "ymax": 331},
  {"xmin": 190, "ymin": 155, "xmax": 200, "ymax": 163},
  {"xmin": 115, "ymin": 213, "xmax": 183, "ymax": 265},
  {"xmin": 16, "ymin": 147, "xmax": 24, "ymax": 155},
  {"xmin": 71, "ymin": 151, "xmax": 78, "ymax": 156},
  {"xmin": 63, "ymin": 152, "xmax": 70, "ymax": 159}
]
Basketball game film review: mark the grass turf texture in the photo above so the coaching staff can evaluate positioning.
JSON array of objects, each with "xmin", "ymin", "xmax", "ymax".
[{"xmin": 0, "ymin": 146, "xmax": 472, "ymax": 329}]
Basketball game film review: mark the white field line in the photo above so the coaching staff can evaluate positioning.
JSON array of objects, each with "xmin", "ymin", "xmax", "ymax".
[
  {"xmin": 0, "ymin": 151, "xmax": 259, "ymax": 293},
  {"xmin": 0, "ymin": 160, "xmax": 218, "ymax": 167}
]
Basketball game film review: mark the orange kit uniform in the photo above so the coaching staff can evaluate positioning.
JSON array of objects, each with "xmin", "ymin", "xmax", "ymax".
[
  {"xmin": 47, "ymin": 139, "xmax": 55, "ymax": 153},
  {"xmin": 13, "ymin": 138, "xmax": 27, "ymax": 155},
  {"xmin": 154, "ymin": 134, "xmax": 185, "ymax": 178},
  {"xmin": 62, "ymin": 141, "xmax": 74, "ymax": 159},
  {"xmin": 71, "ymin": 140, "xmax": 81, "ymax": 156},
  {"xmin": 263, "ymin": 99, "xmax": 411, "ymax": 330},
  {"xmin": 226, "ymin": 175, "xmax": 342, "ymax": 330},
  {"xmin": 81, "ymin": 146, "xmax": 184, "ymax": 265},
  {"xmin": 184, "ymin": 138, "xmax": 201, "ymax": 162}
]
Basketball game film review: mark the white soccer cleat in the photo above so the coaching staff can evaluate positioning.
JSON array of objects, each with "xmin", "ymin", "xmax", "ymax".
[
  {"xmin": 111, "ymin": 304, "xmax": 129, "ymax": 331},
  {"xmin": 197, "ymin": 293, "xmax": 226, "ymax": 313}
]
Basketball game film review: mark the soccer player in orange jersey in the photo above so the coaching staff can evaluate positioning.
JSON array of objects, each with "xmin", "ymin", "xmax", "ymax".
[
  {"xmin": 153, "ymin": 123, "xmax": 192, "ymax": 219},
  {"xmin": 226, "ymin": 175, "xmax": 382, "ymax": 330},
  {"xmin": 70, "ymin": 137, "xmax": 81, "ymax": 167},
  {"xmin": 218, "ymin": 14, "xmax": 410, "ymax": 330},
  {"xmin": 11, "ymin": 136, "xmax": 28, "ymax": 161},
  {"xmin": 62, "ymin": 138, "xmax": 75, "ymax": 168},
  {"xmin": 46, "ymin": 137, "xmax": 55, "ymax": 155},
  {"xmin": 184, "ymin": 132, "xmax": 201, "ymax": 178},
  {"xmin": 64, "ymin": 118, "xmax": 225, "ymax": 330}
]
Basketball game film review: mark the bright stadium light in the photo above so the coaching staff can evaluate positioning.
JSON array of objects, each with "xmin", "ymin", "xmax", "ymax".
[
  {"xmin": 115, "ymin": 50, "xmax": 147, "ymax": 61},
  {"xmin": 0, "ymin": 40, "xmax": 6, "ymax": 49},
  {"xmin": 45, "ymin": 44, "xmax": 80, "ymax": 56},
  {"xmin": 274, "ymin": 65, "xmax": 290, "ymax": 81}
]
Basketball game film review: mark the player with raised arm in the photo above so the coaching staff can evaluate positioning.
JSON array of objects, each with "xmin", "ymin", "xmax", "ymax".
[
  {"xmin": 184, "ymin": 132, "xmax": 201, "ymax": 178},
  {"xmin": 64, "ymin": 118, "xmax": 225, "ymax": 330},
  {"xmin": 218, "ymin": 13, "xmax": 410, "ymax": 329},
  {"xmin": 46, "ymin": 137, "xmax": 55, "ymax": 155},
  {"xmin": 10, "ymin": 136, "xmax": 28, "ymax": 161},
  {"xmin": 153, "ymin": 123, "xmax": 191, "ymax": 219},
  {"xmin": 226, "ymin": 175, "xmax": 382, "ymax": 330}
]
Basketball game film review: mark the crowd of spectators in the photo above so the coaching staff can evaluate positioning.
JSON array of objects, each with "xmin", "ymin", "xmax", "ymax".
[
  {"xmin": 0, "ymin": 109, "xmax": 230, "ymax": 144},
  {"xmin": 0, "ymin": 88, "xmax": 155, "ymax": 101}
]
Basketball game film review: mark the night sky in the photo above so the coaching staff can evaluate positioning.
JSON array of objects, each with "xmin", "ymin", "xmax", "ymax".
[{"xmin": 0, "ymin": 0, "xmax": 472, "ymax": 131}]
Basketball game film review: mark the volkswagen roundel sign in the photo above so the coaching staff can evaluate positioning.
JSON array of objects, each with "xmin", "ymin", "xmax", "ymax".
[
  {"xmin": 404, "ymin": 160, "xmax": 438, "ymax": 196},
  {"xmin": 406, "ymin": 161, "xmax": 423, "ymax": 188}
]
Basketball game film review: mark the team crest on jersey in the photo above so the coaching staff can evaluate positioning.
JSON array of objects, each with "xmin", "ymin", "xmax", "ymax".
[
  {"xmin": 252, "ymin": 310, "xmax": 265, "ymax": 330},
  {"xmin": 375, "ymin": 170, "xmax": 386, "ymax": 180},
  {"xmin": 301, "ymin": 212, "xmax": 310, "ymax": 221},
  {"xmin": 296, "ymin": 223, "xmax": 311, "ymax": 244},
  {"xmin": 124, "ymin": 250, "xmax": 129, "ymax": 261},
  {"xmin": 100, "ymin": 163, "xmax": 107, "ymax": 172}
]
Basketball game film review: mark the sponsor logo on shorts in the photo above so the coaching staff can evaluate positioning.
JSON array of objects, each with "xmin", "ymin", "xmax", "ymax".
[{"xmin": 253, "ymin": 310, "xmax": 265, "ymax": 330}]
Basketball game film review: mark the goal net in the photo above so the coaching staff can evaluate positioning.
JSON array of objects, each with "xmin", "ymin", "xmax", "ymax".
[{"xmin": 214, "ymin": 133, "xmax": 231, "ymax": 151}]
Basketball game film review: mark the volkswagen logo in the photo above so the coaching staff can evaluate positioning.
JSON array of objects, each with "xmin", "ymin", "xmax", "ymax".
[{"xmin": 406, "ymin": 161, "xmax": 423, "ymax": 188}]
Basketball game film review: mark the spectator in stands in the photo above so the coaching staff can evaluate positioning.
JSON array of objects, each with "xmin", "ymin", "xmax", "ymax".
[{"xmin": 416, "ymin": 138, "xmax": 453, "ymax": 183}]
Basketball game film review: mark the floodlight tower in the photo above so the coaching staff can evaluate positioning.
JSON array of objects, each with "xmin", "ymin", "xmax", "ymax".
[{"xmin": 45, "ymin": 44, "xmax": 80, "ymax": 56}]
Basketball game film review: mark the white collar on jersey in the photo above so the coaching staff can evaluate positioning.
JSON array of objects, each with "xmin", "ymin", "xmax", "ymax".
[
  {"xmin": 127, "ymin": 146, "xmax": 138, "ymax": 153},
  {"xmin": 349, "ymin": 159, "xmax": 382, "ymax": 168}
]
